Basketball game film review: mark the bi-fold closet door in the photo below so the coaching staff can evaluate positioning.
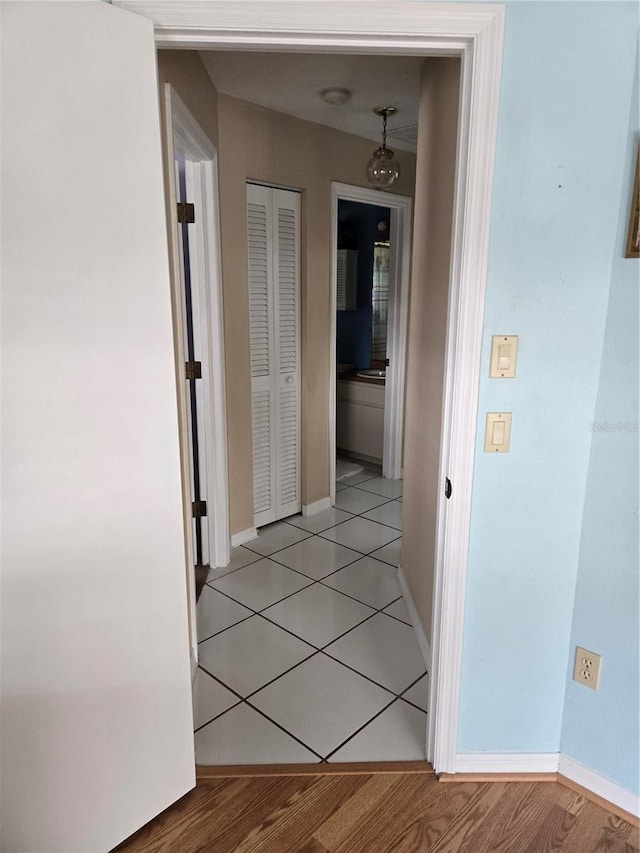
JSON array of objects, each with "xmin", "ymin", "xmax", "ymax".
[{"xmin": 247, "ymin": 183, "xmax": 301, "ymax": 528}]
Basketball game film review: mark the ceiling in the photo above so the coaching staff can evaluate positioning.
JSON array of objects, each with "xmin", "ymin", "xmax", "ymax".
[{"xmin": 198, "ymin": 51, "xmax": 422, "ymax": 152}]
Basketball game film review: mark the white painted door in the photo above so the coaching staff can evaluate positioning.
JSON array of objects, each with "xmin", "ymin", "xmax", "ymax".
[
  {"xmin": 0, "ymin": 4, "xmax": 195, "ymax": 852},
  {"xmin": 247, "ymin": 184, "xmax": 301, "ymax": 527}
]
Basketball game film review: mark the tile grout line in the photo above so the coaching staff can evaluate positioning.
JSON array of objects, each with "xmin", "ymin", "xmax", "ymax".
[
  {"xmin": 264, "ymin": 549, "xmax": 371, "ymax": 584},
  {"xmin": 210, "ymin": 484, "xmax": 401, "ymax": 577},
  {"xmin": 321, "ymin": 669, "xmax": 430, "ymax": 761},
  {"xmin": 201, "ymin": 575, "xmax": 411, "ymax": 653},
  {"xmin": 251, "ymin": 535, "xmax": 401, "ymax": 577},
  {"xmin": 316, "ymin": 646, "xmax": 426, "ymax": 699},
  {"xmin": 198, "ymin": 539, "xmax": 415, "ymax": 685},
  {"xmin": 205, "ymin": 523, "xmax": 402, "ymax": 620},
  {"xmin": 195, "ymin": 661, "xmax": 428, "ymax": 739},
  {"xmin": 196, "ymin": 608, "xmax": 427, "ymax": 733},
  {"xmin": 322, "ymin": 696, "xmax": 401, "ymax": 762},
  {"xmin": 195, "ymin": 653, "xmax": 427, "ymax": 764},
  {"xmin": 198, "ymin": 581, "xmax": 397, "ymax": 662},
  {"xmin": 198, "ymin": 575, "xmax": 414, "ymax": 638},
  {"xmin": 199, "ymin": 585, "xmax": 324, "ymax": 649},
  {"xmin": 195, "ymin": 475, "xmax": 420, "ymax": 764},
  {"xmin": 195, "ymin": 662, "xmax": 324, "ymax": 761},
  {"xmin": 274, "ymin": 488, "xmax": 400, "ymax": 539},
  {"xmin": 197, "ymin": 606, "xmax": 425, "ymax": 718}
]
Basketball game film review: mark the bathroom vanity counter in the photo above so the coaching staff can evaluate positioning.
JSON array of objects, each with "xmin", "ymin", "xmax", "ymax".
[
  {"xmin": 337, "ymin": 377, "xmax": 385, "ymax": 462},
  {"xmin": 339, "ymin": 370, "xmax": 386, "ymax": 386}
]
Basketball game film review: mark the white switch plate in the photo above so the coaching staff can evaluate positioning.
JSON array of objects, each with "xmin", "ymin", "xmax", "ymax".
[
  {"xmin": 490, "ymin": 335, "xmax": 518, "ymax": 378},
  {"xmin": 573, "ymin": 646, "xmax": 602, "ymax": 690},
  {"xmin": 484, "ymin": 412, "xmax": 512, "ymax": 452}
]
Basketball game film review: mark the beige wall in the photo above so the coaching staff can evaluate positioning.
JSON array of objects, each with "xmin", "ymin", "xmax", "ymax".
[
  {"xmin": 402, "ymin": 58, "xmax": 460, "ymax": 642},
  {"xmin": 217, "ymin": 94, "xmax": 416, "ymax": 535},
  {"xmin": 156, "ymin": 50, "xmax": 219, "ymax": 147}
]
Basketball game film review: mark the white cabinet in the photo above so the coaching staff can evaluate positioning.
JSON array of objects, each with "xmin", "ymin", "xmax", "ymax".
[
  {"xmin": 247, "ymin": 183, "xmax": 301, "ymax": 527},
  {"xmin": 337, "ymin": 380, "xmax": 385, "ymax": 462}
]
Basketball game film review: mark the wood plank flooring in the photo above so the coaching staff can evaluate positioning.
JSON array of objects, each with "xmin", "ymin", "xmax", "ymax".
[{"xmin": 113, "ymin": 772, "xmax": 639, "ymax": 853}]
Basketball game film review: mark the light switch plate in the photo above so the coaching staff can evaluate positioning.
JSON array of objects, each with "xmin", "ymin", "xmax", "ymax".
[
  {"xmin": 490, "ymin": 335, "xmax": 518, "ymax": 378},
  {"xmin": 484, "ymin": 412, "xmax": 512, "ymax": 452}
]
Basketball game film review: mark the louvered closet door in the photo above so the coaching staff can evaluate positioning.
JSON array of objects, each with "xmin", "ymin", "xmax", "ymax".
[{"xmin": 247, "ymin": 184, "xmax": 301, "ymax": 527}]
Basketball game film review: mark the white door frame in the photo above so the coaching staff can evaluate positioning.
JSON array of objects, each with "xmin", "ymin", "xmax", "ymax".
[
  {"xmin": 329, "ymin": 182, "xmax": 411, "ymax": 497},
  {"xmin": 117, "ymin": 0, "xmax": 505, "ymax": 776},
  {"xmin": 162, "ymin": 85, "xmax": 230, "ymax": 668}
]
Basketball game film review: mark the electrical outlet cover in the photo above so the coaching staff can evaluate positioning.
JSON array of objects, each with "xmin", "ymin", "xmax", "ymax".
[{"xmin": 573, "ymin": 646, "xmax": 602, "ymax": 690}]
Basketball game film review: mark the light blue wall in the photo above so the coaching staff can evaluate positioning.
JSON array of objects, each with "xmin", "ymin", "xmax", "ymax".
[
  {"xmin": 560, "ymin": 61, "xmax": 639, "ymax": 794},
  {"xmin": 457, "ymin": 0, "xmax": 638, "ymax": 768}
]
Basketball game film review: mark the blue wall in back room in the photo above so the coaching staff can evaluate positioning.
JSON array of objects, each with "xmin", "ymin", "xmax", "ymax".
[
  {"xmin": 336, "ymin": 200, "xmax": 390, "ymax": 369},
  {"xmin": 560, "ymin": 57, "xmax": 639, "ymax": 795},
  {"xmin": 455, "ymin": 0, "xmax": 639, "ymax": 793}
]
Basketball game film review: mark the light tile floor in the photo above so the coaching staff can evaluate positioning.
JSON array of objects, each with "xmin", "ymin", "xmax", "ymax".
[{"xmin": 194, "ymin": 469, "xmax": 428, "ymax": 765}]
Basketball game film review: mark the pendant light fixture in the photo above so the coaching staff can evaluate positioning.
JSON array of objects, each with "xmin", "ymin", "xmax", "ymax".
[{"xmin": 366, "ymin": 106, "xmax": 401, "ymax": 190}]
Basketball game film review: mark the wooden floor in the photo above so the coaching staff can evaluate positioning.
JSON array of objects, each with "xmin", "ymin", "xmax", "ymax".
[{"xmin": 114, "ymin": 770, "xmax": 639, "ymax": 853}]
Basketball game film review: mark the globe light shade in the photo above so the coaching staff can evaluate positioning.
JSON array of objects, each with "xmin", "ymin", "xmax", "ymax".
[{"xmin": 366, "ymin": 145, "xmax": 401, "ymax": 190}]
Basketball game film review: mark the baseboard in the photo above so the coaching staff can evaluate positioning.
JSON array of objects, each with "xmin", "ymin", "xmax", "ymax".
[
  {"xmin": 455, "ymin": 753, "xmax": 560, "ymax": 774},
  {"xmin": 302, "ymin": 497, "xmax": 332, "ymax": 517},
  {"xmin": 439, "ymin": 771, "xmax": 558, "ymax": 783},
  {"xmin": 558, "ymin": 754, "xmax": 640, "ymax": 822},
  {"xmin": 231, "ymin": 527, "xmax": 258, "ymax": 547},
  {"xmin": 450, "ymin": 752, "xmax": 639, "ymax": 824},
  {"xmin": 397, "ymin": 565, "xmax": 431, "ymax": 673}
]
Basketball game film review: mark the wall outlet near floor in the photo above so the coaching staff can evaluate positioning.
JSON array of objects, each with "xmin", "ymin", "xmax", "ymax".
[{"xmin": 573, "ymin": 646, "xmax": 602, "ymax": 690}]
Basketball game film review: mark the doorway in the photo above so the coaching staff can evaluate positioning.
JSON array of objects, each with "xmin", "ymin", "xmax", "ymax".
[
  {"xmin": 175, "ymin": 152, "xmax": 207, "ymax": 584},
  {"xmin": 163, "ymin": 85, "xmax": 230, "ymax": 672},
  {"xmin": 330, "ymin": 183, "xmax": 412, "ymax": 499},
  {"xmin": 152, "ymin": 1, "xmax": 505, "ymax": 777}
]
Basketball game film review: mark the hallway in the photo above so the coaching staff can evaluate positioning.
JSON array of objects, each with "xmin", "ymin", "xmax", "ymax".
[{"xmin": 192, "ymin": 470, "xmax": 428, "ymax": 764}]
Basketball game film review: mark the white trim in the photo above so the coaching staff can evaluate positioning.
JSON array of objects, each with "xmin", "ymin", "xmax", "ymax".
[
  {"xmin": 168, "ymin": 87, "xmax": 230, "ymax": 572},
  {"xmin": 428, "ymin": 10, "xmax": 505, "ymax": 774},
  {"xmin": 190, "ymin": 651, "xmax": 198, "ymax": 682},
  {"xmin": 161, "ymin": 90, "xmax": 198, "ymax": 666},
  {"xmin": 452, "ymin": 752, "xmax": 640, "ymax": 817},
  {"xmin": 397, "ymin": 565, "xmax": 432, "ymax": 673},
  {"xmin": 558, "ymin": 754, "xmax": 640, "ymax": 819},
  {"xmin": 384, "ymin": 201, "xmax": 412, "ymax": 481},
  {"xmin": 302, "ymin": 497, "xmax": 332, "ymax": 517},
  {"xmin": 455, "ymin": 753, "xmax": 560, "ymax": 774},
  {"xmin": 329, "ymin": 182, "xmax": 411, "ymax": 497},
  {"xmin": 329, "ymin": 185, "xmax": 339, "ymax": 506},
  {"xmin": 231, "ymin": 527, "xmax": 258, "ymax": 548},
  {"xmin": 115, "ymin": 2, "xmax": 506, "ymax": 55},
  {"xmin": 183, "ymin": 158, "xmax": 212, "ymax": 565},
  {"xmin": 171, "ymin": 89, "xmax": 216, "ymax": 162},
  {"xmin": 115, "ymin": 0, "xmax": 505, "ymax": 780}
]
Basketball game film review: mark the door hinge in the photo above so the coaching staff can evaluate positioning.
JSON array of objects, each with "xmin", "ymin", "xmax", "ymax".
[
  {"xmin": 177, "ymin": 202, "xmax": 195, "ymax": 224},
  {"xmin": 445, "ymin": 477, "xmax": 452, "ymax": 499},
  {"xmin": 192, "ymin": 500, "xmax": 207, "ymax": 519},
  {"xmin": 185, "ymin": 360, "xmax": 202, "ymax": 380}
]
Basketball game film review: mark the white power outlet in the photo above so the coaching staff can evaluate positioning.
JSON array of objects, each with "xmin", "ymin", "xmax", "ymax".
[{"xmin": 573, "ymin": 646, "xmax": 602, "ymax": 690}]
